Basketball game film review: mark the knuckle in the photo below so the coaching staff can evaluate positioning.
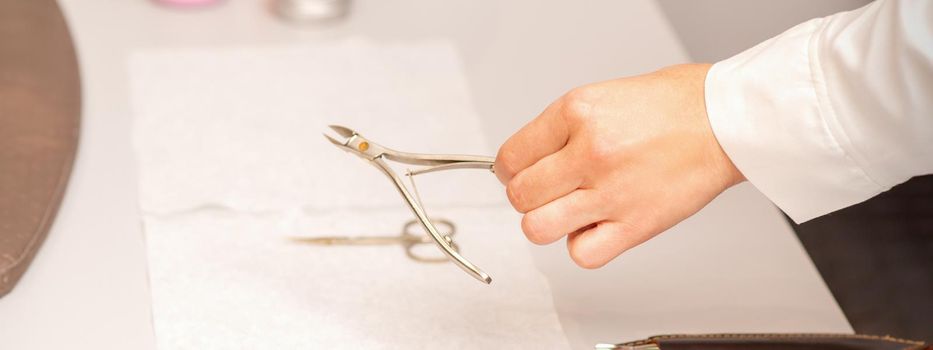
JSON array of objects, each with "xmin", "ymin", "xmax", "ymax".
[
  {"xmin": 580, "ymin": 136, "xmax": 616, "ymax": 164},
  {"xmin": 560, "ymin": 87, "xmax": 597, "ymax": 124},
  {"xmin": 521, "ymin": 213, "xmax": 551, "ymax": 245},
  {"xmin": 505, "ymin": 180, "xmax": 529, "ymax": 213},
  {"xmin": 495, "ymin": 147, "xmax": 521, "ymax": 181}
]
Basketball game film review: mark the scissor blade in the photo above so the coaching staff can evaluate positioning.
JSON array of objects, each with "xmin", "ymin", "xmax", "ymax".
[
  {"xmin": 290, "ymin": 235, "xmax": 411, "ymax": 246},
  {"xmin": 290, "ymin": 236, "xmax": 343, "ymax": 245},
  {"xmin": 328, "ymin": 125, "xmax": 355, "ymax": 138},
  {"xmin": 323, "ymin": 133, "xmax": 347, "ymax": 147}
]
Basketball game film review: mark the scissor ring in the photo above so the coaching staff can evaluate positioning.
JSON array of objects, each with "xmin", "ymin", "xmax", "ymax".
[{"xmin": 401, "ymin": 218, "xmax": 458, "ymax": 263}]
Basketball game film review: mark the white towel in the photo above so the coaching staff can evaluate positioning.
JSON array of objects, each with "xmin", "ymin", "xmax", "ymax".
[{"xmin": 130, "ymin": 39, "xmax": 570, "ymax": 349}]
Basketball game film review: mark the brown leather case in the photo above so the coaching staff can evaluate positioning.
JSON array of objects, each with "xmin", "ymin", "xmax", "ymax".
[
  {"xmin": 0, "ymin": 0, "xmax": 81, "ymax": 297},
  {"xmin": 603, "ymin": 334, "xmax": 931, "ymax": 350}
]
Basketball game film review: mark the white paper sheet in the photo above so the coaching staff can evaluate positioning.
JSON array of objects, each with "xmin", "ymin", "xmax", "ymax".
[
  {"xmin": 131, "ymin": 39, "xmax": 501, "ymax": 215},
  {"xmin": 130, "ymin": 39, "xmax": 570, "ymax": 349},
  {"xmin": 144, "ymin": 208, "xmax": 568, "ymax": 349}
]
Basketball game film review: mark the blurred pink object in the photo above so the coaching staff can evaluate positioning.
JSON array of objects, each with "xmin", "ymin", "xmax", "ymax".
[{"xmin": 153, "ymin": 0, "xmax": 221, "ymax": 7}]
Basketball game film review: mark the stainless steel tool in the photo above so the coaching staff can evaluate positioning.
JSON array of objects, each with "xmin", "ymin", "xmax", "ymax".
[{"xmin": 323, "ymin": 125, "xmax": 495, "ymax": 284}]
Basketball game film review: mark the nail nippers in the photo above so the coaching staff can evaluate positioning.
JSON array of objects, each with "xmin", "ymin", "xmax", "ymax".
[{"xmin": 323, "ymin": 125, "xmax": 495, "ymax": 284}]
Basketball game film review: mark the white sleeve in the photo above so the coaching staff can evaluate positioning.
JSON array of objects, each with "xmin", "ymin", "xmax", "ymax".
[{"xmin": 704, "ymin": 0, "xmax": 933, "ymax": 223}]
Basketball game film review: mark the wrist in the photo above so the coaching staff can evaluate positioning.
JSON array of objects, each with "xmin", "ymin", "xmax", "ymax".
[
  {"xmin": 679, "ymin": 63, "xmax": 746, "ymax": 189},
  {"xmin": 695, "ymin": 64, "xmax": 746, "ymax": 188}
]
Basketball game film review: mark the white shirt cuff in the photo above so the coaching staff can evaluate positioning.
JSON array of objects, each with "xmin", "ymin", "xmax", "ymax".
[{"xmin": 704, "ymin": 17, "xmax": 884, "ymax": 223}]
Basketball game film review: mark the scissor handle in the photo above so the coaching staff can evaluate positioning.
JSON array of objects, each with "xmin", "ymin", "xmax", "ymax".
[
  {"xmin": 371, "ymin": 158, "xmax": 493, "ymax": 284},
  {"xmin": 401, "ymin": 218, "xmax": 457, "ymax": 241},
  {"xmin": 384, "ymin": 150, "xmax": 494, "ymax": 167},
  {"xmin": 400, "ymin": 219, "xmax": 459, "ymax": 263},
  {"xmin": 326, "ymin": 126, "xmax": 495, "ymax": 284},
  {"xmin": 406, "ymin": 161, "xmax": 494, "ymax": 176},
  {"xmin": 334, "ymin": 131, "xmax": 494, "ymax": 168}
]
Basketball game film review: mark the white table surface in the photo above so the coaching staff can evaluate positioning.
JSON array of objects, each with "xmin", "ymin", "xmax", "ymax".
[{"xmin": 0, "ymin": 1, "xmax": 852, "ymax": 349}]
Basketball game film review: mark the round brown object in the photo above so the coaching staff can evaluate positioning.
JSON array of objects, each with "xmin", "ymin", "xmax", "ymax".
[{"xmin": 0, "ymin": 0, "xmax": 81, "ymax": 298}]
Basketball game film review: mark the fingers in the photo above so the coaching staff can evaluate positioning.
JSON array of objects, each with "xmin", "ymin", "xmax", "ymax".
[
  {"xmin": 566, "ymin": 221, "xmax": 653, "ymax": 269},
  {"xmin": 495, "ymin": 101, "xmax": 570, "ymax": 185},
  {"xmin": 521, "ymin": 189, "xmax": 606, "ymax": 245},
  {"xmin": 506, "ymin": 148, "xmax": 582, "ymax": 213}
]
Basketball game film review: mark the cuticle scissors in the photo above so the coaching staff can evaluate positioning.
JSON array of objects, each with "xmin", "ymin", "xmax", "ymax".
[{"xmin": 291, "ymin": 218, "xmax": 459, "ymax": 263}]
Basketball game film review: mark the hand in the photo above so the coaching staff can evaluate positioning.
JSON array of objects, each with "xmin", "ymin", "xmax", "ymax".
[{"xmin": 495, "ymin": 64, "xmax": 745, "ymax": 268}]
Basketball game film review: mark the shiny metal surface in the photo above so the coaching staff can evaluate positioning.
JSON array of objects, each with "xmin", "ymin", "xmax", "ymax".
[
  {"xmin": 292, "ymin": 218, "xmax": 459, "ymax": 263},
  {"xmin": 271, "ymin": 0, "xmax": 351, "ymax": 23},
  {"xmin": 594, "ymin": 343, "xmax": 660, "ymax": 350},
  {"xmin": 324, "ymin": 125, "xmax": 494, "ymax": 283}
]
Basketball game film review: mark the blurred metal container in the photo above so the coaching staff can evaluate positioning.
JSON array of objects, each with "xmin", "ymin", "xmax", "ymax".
[{"xmin": 272, "ymin": 0, "xmax": 350, "ymax": 23}]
